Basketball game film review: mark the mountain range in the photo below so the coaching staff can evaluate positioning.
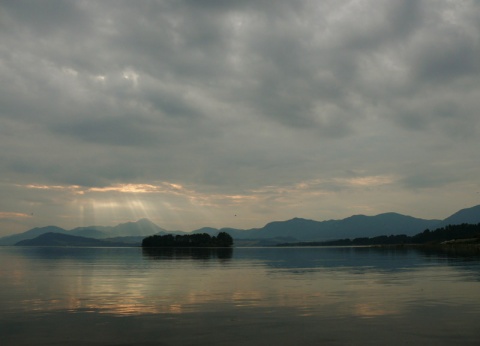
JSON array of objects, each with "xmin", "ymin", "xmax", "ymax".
[
  {"xmin": 1, "ymin": 204, "xmax": 479, "ymax": 246},
  {"xmin": 14, "ymin": 232, "xmax": 133, "ymax": 247},
  {"xmin": 0, "ymin": 218, "xmax": 169, "ymax": 246}
]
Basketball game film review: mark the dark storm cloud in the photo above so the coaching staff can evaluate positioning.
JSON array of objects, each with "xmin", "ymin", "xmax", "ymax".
[
  {"xmin": 401, "ymin": 173, "xmax": 457, "ymax": 190},
  {"xmin": 0, "ymin": 0, "xmax": 88, "ymax": 34},
  {"xmin": 0, "ymin": 0, "xmax": 479, "ymax": 233},
  {"xmin": 52, "ymin": 116, "xmax": 160, "ymax": 147}
]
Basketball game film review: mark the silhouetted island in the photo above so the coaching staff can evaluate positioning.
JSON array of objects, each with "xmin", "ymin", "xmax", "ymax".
[{"xmin": 142, "ymin": 232, "xmax": 233, "ymax": 248}]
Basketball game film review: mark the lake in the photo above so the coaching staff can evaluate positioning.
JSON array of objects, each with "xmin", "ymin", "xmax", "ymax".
[{"xmin": 1, "ymin": 246, "xmax": 480, "ymax": 345}]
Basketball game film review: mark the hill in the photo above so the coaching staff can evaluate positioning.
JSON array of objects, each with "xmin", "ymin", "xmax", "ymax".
[
  {"xmin": 69, "ymin": 227, "xmax": 110, "ymax": 239},
  {"xmin": 0, "ymin": 219, "xmax": 168, "ymax": 246},
  {"xmin": 191, "ymin": 205, "xmax": 478, "ymax": 242},
  {"xmin": 15, "ymin": 232, "xmax": 132, "ymax": 247},
  {"xmin": 69, "ymin": 218, "xmax": 168, "ymax": 238},
  {"xmin": 109, "ymin": 218, "xmax": 168, "ymax": 237},
  {"xmin": 1, "ymin": 204, "xmax": 479, "ymax": 245},
  {"xmin": 263, "ymin": 213, "xmax": 437, "ymax": 240},
  {"xmin": 280, "ymin": 223, "xmax": 480, "ymax": 247},
  {"xmin": 192, "ymin": 213, "xmax": 440, "ymax": 242},
  {"xmin": 0, "ymin": 226, "xmax": 68, "ymax": 246},
  {"xmin": 437, "ymin": 205, "xmax": 480, "ymax": 227}
]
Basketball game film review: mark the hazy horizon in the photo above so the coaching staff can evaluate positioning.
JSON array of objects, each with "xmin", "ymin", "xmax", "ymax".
[
  {"xmin": 1, "ymin": 1, "xmax": 479, "ymax": 236},
  {"xmin": 3, "ymin": 203, "xmax": 479, "ymax": 238}
]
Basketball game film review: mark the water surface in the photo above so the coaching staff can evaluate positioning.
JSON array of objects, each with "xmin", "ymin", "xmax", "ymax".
[{"xmin": 1, "ymin": 246, "xmax": 480, "ymax": 345}]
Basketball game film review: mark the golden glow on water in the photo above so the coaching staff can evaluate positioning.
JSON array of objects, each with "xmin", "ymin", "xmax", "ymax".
[
  {"xmin": 232, "ymin": 291, "xmax": 265, "ymax": 307},
  {"xmin": 353, "ymin": 303, "xmax": 399, "ymax": 318},
  {"xmin": 1, "ymin": 247, "xmax": 480, "ymax": 345},
  {"xmin": 4, "ymin": 253, "xmax": 478, "ymax": 318}
]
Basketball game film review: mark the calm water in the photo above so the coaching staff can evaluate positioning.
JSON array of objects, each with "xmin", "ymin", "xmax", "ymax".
[{"xmin": 1, "ymin": 246, "xmax": 480, "ymax": 345}]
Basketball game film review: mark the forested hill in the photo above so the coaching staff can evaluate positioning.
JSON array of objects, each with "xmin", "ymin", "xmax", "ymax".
[
  {"xmin": 278, "ymin": 223, "xmax": 480, "ymax": 246},
  {"xmin": 3, "ymin": 204, "xmax": 480, "ymax": 246}
]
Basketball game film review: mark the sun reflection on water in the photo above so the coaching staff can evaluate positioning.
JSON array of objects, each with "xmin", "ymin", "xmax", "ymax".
[{"xmin": 2, "ymin": 246, "xmax": 480, "ymax": 333}]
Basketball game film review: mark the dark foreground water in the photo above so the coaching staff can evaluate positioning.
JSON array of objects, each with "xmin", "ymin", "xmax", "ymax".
[{"xmin": 1, "ymin": 246, "xmax": 480, "ymax": 345}]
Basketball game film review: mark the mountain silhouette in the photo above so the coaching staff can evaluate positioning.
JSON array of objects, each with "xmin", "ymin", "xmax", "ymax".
[
  {"xmin": 15, "ymin": 232, "xmax": 131, "ymax": 247},
  {"xmin": 0, "ymin": 226, "xmax": 68, "ymax": 246},
  {"xmin": 2, "ymin": 204, "xmax": 480, "ymax": 246},
  {"xmin": 69, "ymin": 218, "xmax": 168, "ymax": 238},
  {"xmin": 196, "ymin": 213, "xmax": 439, "ymax": 241},
  {"xmin": 437, "ymin": 205, "xmax": 480, "ymax": 227}
]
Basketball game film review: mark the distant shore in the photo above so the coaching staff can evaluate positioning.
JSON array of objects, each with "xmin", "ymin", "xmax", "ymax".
[{"xmin": 374, "ymin": 242, "xmax": 480, "ymax": 256}]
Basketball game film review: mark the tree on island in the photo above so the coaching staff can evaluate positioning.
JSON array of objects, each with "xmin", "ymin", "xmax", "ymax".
[{"xmin": 142, "ymin": 232, "xmax": 233, "ymax": 248}]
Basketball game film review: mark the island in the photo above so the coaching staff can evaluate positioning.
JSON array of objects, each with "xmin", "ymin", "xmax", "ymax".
[{"xmin": 142, "ymin": 232, "xmax": 233, "ymax": 248}]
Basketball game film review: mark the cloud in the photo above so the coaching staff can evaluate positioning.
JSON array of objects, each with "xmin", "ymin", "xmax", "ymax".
[
  {"xmin": 0, "ymin": 212, "xmax": 31, "ymax": 220},
  {"xmin": 0, "ymin": 0, "xmax": 479, "ymax": 233}
]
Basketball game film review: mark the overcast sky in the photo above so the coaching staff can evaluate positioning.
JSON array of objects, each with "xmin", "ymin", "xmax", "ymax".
[{"xmin": 1, "ymin": 0, "xmax": 479, "ymax": 236}]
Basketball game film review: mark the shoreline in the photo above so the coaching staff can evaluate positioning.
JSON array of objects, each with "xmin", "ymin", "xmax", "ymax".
[{"xmin": 374, "ymin": 242, "xmax": 480, "ymax": 256}]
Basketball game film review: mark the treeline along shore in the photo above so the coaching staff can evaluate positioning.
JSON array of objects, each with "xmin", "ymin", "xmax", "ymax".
[
  {"xmin": 142, "ymin": 232, "xmax": 233, "ymax": 247},
  {"xmin": 277, "ymin": 223, "xmax": 480, "ymax": 248}
]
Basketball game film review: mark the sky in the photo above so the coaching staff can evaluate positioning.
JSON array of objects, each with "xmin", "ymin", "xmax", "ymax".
[{"xmin": 1, "ymin": 0, "xmax": 479, "ymax": 236}]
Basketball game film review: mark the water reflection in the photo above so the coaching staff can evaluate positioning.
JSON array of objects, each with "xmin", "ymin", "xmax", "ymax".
[
  {"xmin": 142, "ymin": 247, "xmax": 233, "ymax": 261},
  {"xmin": 233, "ymin": 246, "xmax": 425, "ymax": 274},
  {"xmin": 231, "ymin": 246, "xmax": 480, "ymax": 278},
  {"xmin": 13, "ymin": 245, "xmax": 143, "ymax": 262},
  {"xmin": 1, "ymin": 246, "xmax": 480, "ymax": 345},
  {"xmin": 411, "ymin": 244, "xmax": 480, "ymax": 259}
]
